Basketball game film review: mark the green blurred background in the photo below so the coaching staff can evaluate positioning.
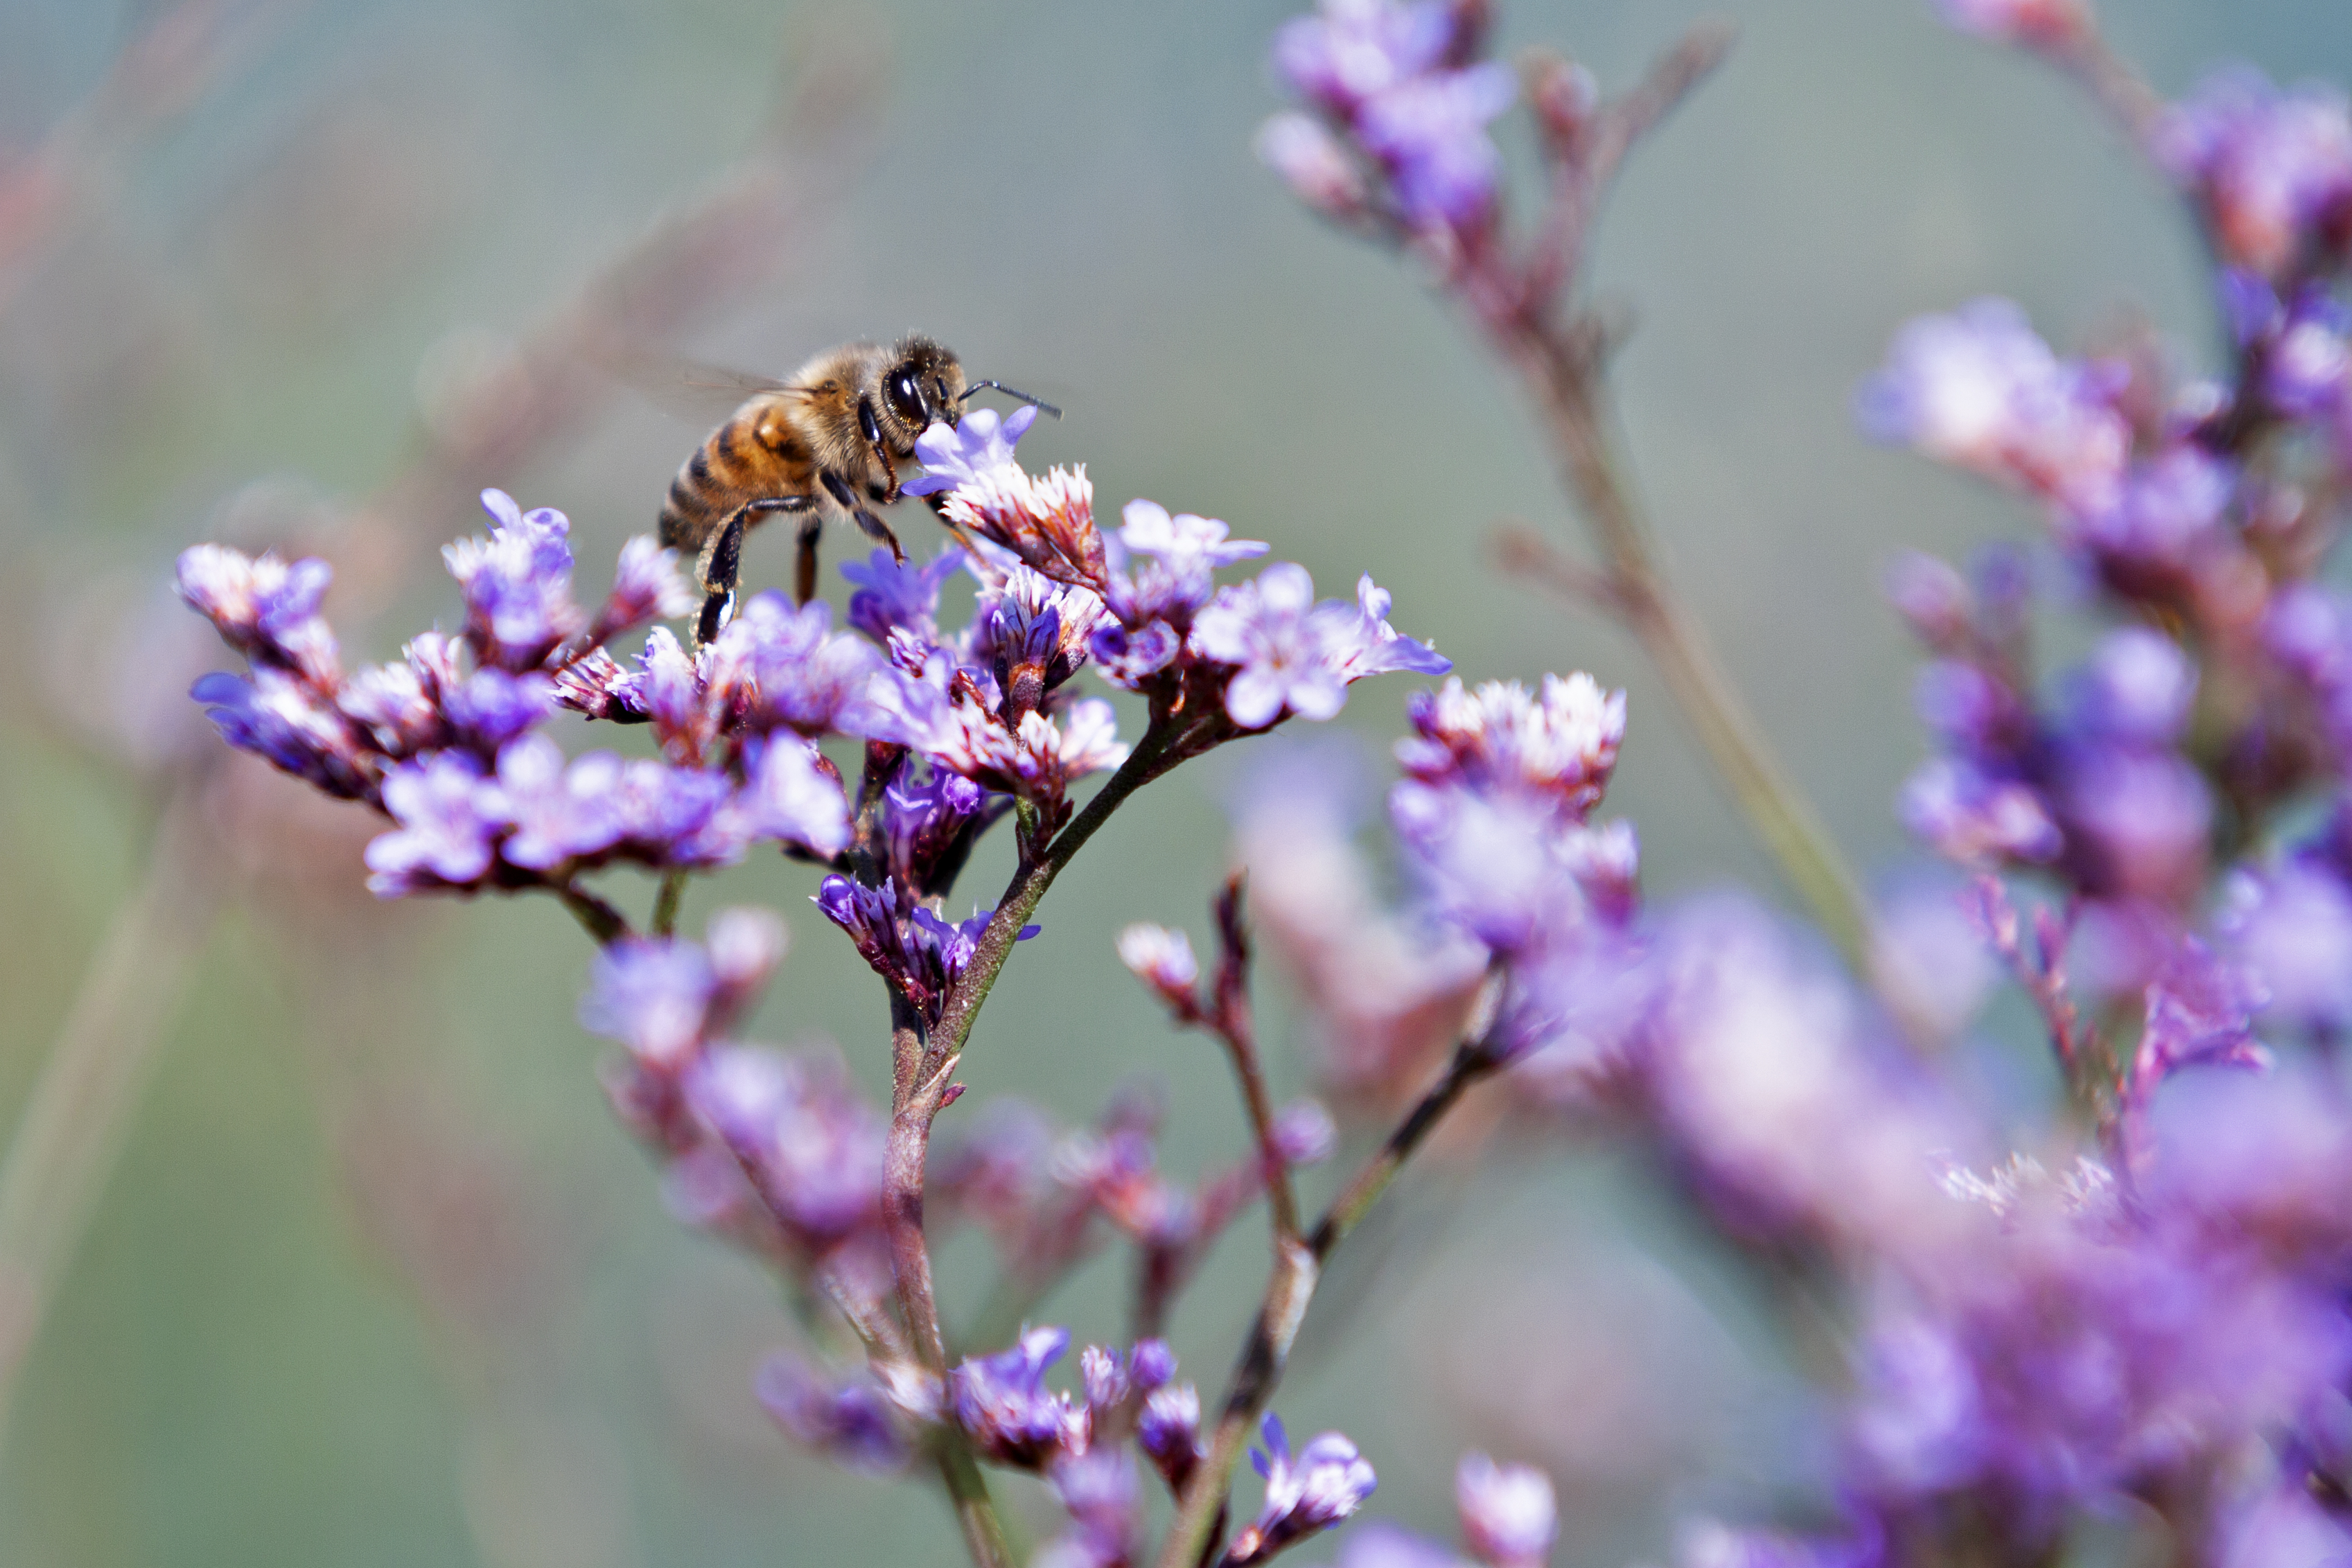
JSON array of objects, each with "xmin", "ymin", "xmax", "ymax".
[{"xmin": 0, "ymin": 1, "xmax": 2341, "ymax": 1563}]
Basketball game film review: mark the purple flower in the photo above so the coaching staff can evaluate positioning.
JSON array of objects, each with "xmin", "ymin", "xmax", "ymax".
[
  {"xmin": 550, "ymin": 645, "xmax": 649, "ymax": 723},
  {"xmin": 949, "ymin": 1325, "xmax": 1086, "ymax": 1468},
  {"xmin": 1273, "ymin": 0, "xmax": 1452, "ymax": 115},
  {"xmin": 2263, "ymin": 288, "xmax": 2352, "ymax": 417},
  {"xmin": 624, "ymin": 624, "xmax": 705, "ymax": 753},
  {"xmin": 1328, "ymin": 574, "xmax": 1450, "ymax": 682},
  {"xmin": 737, "ymin": 734, "xmax": 853, "ymax": 857},
  {"xmin": 627, "ymin": 757, "xmax": 751, "ymax": 867},
  {"xmin": 1355, "ymin": 61, "xmax": 1516, "ymax": 229},
  {"xmin": 1089, "ymin": 620, "xmax": 1184, "ymax": 689},
  {"xmin": 1191, "ymin": 563, "xmax": 1446, "ymax": 729},
  {"xmin": 878, "ymin": 757, "xmax": 1008, "ymax": 896},
  {"xmin": 2152, "ymin": 67, "xmax": 2352, "ymax": 279},
  {"xmin": 1118, "ymin": 924, "xmax": 1201, "ymax": 1013},
  {"xmin": 175, "ymin": 545, "xmax": 340, "ymax": 685},
  {"xmin": 1913, "ymin": 660, "xmax": 2015, "ymax": 752},
  {"xmin": 2119, "ymin": 938, "xmax": 2270, "ymax": 1157},
  {"xmin": 1128, "ymin": 1338, "xmax": 1177, "ymax": 1393},
  {"xmin": 1100, "ymin": 499, "xmax": 1269, "ymax": 637},
  {"xmin": 1857, "ymin": 299, "xmax": 2130, "ymax": 518},
  {"xmin": 1899, "ymin": 758, "xmax": 2063, "ymax": 867},
  {"xmin": 1396, "ymin": 674, "xmax": 1625, "ymax": 820},
  {"xmin": 442, "ymin": 667, "xmax": 554, "ymax": 751},
  {"xmin": 2219, "ymin": 858, "xmax": 2352, "ymax": 1032},
  {"xmin": 1454, "ymin": 1453, "xmax": 1556, "ymax": 1567},
  {"xmin": 755, "ymin": 1355, "xmax": 907, "ymax": 1474},
  {"xmin": 441, "ymin": 489, "xmax": 586, "ymax": 671},
  {"xmin": 973, "ymin": 565, "xmax": 1105, "ymax": 698},
  {"xmin": 1042, "ymin": 1448, "xmax": 1145, "ymax": 1568},
  {"xmin": 2062, "ymin": 628, "xmax": 2196, "ymax": 746},
  {"xmin": 1257, "ymin": 112, "xmax": 1369, "ymax": 217},
  {"xmin": 1842, "ymin": 1204, "xmax": 2352, "ymax": 1538},
  {"xmin": 2070, "ymin": 446, "xmax": 2236, "ymax": 584},
  {"xmin": 2050, "ymin": 743, "xmax": 2210, "ymax": 904},
  {"xmin": 1639, "ymin": 897, "xmax": 1983, "ymax": 1251},
  {"xmin": 1674, "ymin": 1522, "xmax": 1881, "ymax": 1568},
  {"xmin": 1389, "ymin": 786, "xmax": 1589, "ymax": 955},
  {"xmin": 1118, "ymin": 500, "xmax": 1271, "ymax": 574},
  {"xmin": 191, "ymin": 668, "xmax": 375, "ymax": 798},
  {"xmin": 364, "ymin": 750, "xmax": 507, "ymax": 896},
  {"xmin": 1139, "ymin": 1382, "xmax": 1203, "ymax": 1489},
  {"xmin": 816, "ymin": 875, "xmax": 1037, "ymax": 1023},
  {"xmin": 879, "ymin": 685, "xmax": 1130, "ymax": 808},
  {"xmin": 591, "ymin": 536, "xmax": 694, "ymax": 645},
  {"xmin": 1270, "ymin": 1100, "xmax": 1338, "ymax": 1165},
  {"xmin": 580, "ymin": 935, "xmax": 718, "ymax": 1069},
  {"xmin": 1229, "ymin": 1413, "xmax": 1378, "ymax": 1565},
  {"xmin": 2210, "ymin": 1482, "xmax": 2352, "ymax": 1568},
  {"xmin": 704, "ymin": 592, "xmax": 880, "ymax": 737},
  {"xmin": 843, "ymin": 546, "xmax": 968, "ymax": 647},
  {"xmin": 943, "ymin": 465, "xmax": 1108, "ymax": 593},
  {"xmin": 486, "ymin": 734, "xmax": 624, "ymax": 870},
  {"xmin": 683, "ymin": 1045, "xmax": 887, "ymax": 1248},
  {"xmin": 338, "ymin": 638, "xmax": 457, "ymax": 758},
  {"xmin": 903, "ymin": 405, "xmax": 1041, "ymax": 497}
]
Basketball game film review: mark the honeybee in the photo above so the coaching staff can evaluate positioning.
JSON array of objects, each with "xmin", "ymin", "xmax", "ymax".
[{"xmin": 653, "ymin": 334, "xmax": 1057, "ymax": 645}]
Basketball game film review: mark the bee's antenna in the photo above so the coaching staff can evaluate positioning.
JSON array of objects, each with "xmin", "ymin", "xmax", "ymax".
[{"xmin": 961, "ymin": 380, "xmax": 1062, "ymax": 419}]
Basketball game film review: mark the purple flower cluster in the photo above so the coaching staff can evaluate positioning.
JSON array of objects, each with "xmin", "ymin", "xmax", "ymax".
[
  {"xmin": 1388, "ymin": 674, "xmax": 1641, "ymax": 1065},
  {"xmin": 584, "ymin": 909, "xmax": 894, "ymax": 1262},
  {"xmin": 2153, "ymin": 67, "xmax": 2352, "ymax": 281},
  {"xmin": 1857, "ymin": 300, "xmax": 2132, "ymax": 520},
  {"xmin": 895, "ymin": 408, "xmax": 1446, "ymax": 789},
  {"xmin": 1261, "ymin": 0, "xmax": 1514, "ymax": 235},
  {"xmin": 942, "ymin": 1328, "xmax": 1299, "ymax": 1568},
  {"xmin": 180, "ymin": 492, "xmax": 865, "ymax": 897},
  {"xmin": 1225, "ymin": 1413, "xmax": 1380, "ymax": 1567},
  {"xmin": 814, "ymin": 874, "xmax": 1035, "ymax": 1027}
]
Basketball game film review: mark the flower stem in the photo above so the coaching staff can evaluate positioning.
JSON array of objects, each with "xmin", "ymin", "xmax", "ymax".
[
  {"xmin": 650, "ymin": 870, "xmax": 687, "ymax": 937},
  {"xmin": 929, "ymin": 723, "xmax": 1178, "ymax": 1063},
  {"xmin": 1209, "ymin": 877, "xmax": 1301, "ymax": 1246},
  {"xmin": 1506, "ymin": 328, "xmax": 1873, "ymax": 971},
  {"xmin": 556, "ymin": 879, "xmax": 633, "ymax": 946},
  {"xmin": 1152, "ymin": 1037, "xmax": 1498, "ymax": 1568},
  {"xmin": 871, "ymin": 729, "xmax": 1175, "ymax": 1568}
]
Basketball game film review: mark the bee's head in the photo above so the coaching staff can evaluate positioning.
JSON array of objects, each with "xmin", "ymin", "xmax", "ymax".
[{"xmin": 880, "ymin": 335, "xmax": 967, "ymax": 449}]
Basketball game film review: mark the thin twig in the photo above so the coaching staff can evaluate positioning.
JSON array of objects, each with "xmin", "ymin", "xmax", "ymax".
[
  {"xmin": 555, "ymin": 880, "xmax": 633, "ymax": 947},
  {"xmin": 870, "ymin": 730, "xmax": 1179, "ymax": 1568},
  {"xmin": 0, "ymin": 784, "xmax": 220, "ymax": 1441},
  {"xmin": 650, "ymin": 870, "xmax": 687, "ymax": 938},
  {"xmin": 1153, "ymin": 1038, "xmax": 1498, "ymax": 1568},
  {"xmin": 1209, "ymin": 877, "xmax": 1301, "ymax": 1247}
]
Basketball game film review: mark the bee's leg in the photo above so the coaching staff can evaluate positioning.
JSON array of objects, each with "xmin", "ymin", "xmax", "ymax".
[
  {"xmin": 856, "ymin": 395, "xmax": 902, "ymax": 501},
  {"xmin": 693, "ymin": 495, "xmax": 809, "ymax": 646},
  {"xmin": 793, "ymin": 513, "xmax": 824, "ymax": 607},
  {"xmin": 822, "ymin": 470, "xmax": 904, "ymax": 565}
]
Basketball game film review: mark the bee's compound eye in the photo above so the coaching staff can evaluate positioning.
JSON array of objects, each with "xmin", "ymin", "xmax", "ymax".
[{"xmin": 887, "ymin": 369, "xmax": 925, "ymax": 427}]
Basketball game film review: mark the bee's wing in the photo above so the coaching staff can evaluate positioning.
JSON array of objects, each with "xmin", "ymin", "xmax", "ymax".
[{"xmin": 593, "ymin": 342, "xmax": 811, "ymax": 423}]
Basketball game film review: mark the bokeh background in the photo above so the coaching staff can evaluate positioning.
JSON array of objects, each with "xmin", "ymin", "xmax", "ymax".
[{"xmin": 0, "ymin": 1, "xmax": 2343, "ymax": 1563}]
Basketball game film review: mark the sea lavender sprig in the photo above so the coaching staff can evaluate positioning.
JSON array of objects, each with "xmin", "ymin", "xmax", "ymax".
[{"xmin": 1259, "ymin": 0, "xmax": 1872, "ymax": 968}]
